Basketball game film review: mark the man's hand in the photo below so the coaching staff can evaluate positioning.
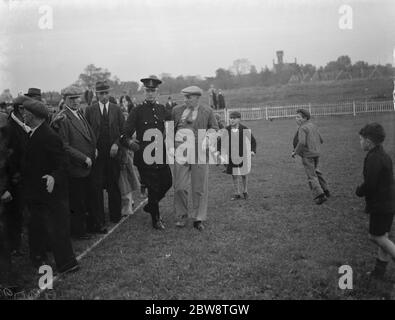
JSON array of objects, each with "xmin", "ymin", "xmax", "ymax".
[
  {"xmin": 291, "ymin": 151, "xmax": 296, "ymax": 158},
  {"xmin": 42, "ymin": 175, "xmax": 55, "ymax": 194},
  {"xmin": 1, "ymin": 191, "xmax": 13, "ymax": 203},
  {"xmin": 129, "ymin": 139, "xmax": 140, "ymax": 152},
  {"xmin": 251, "ymin": 151, "xmax": 255, "ymax": 157},
  {"xmin": 110, "ymin": 144, "xmax": 119, "ymax": 158},
  {"xmin": 85, "ymin": 157, "xmax": 92, "ymax": 168}
]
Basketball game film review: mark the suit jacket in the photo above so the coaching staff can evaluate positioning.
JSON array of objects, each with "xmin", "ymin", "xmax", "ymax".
[
  {"xmin": 57, "ymin": 108, "xmax": 97, "ymax": 178},
  {"xmin": 22, "ymin": 122, "xmax": 68, "ymax": 202},
  {"xmin": 172, "ymin": 104, "xmax": 219, "ymax": 133},
  {"xmin": 84, "ymin": 102, "xmax": 125, "ymax": 151},
  {"xmin": 7, "ymin": 113, "xmax": 30, "ymax": 184}
]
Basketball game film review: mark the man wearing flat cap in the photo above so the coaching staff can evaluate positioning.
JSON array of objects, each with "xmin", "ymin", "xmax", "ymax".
[
  {"xmin": 121, "ymin": 76, "xmax": 172, "ymax": 230},
  {"xmin": 21, "ymin": 98, "xmax": 78, "ymax": 273},
  {"xmin": 56, "ymin": 85, "xmax": 97, "ymax": 239},
  {"xmin": 172, "ymin": 85, "xmax": 219, "ymax": 231},
  {"xmin": 85, "ymin": 81, "xmax": 125, "ymax": 232}
]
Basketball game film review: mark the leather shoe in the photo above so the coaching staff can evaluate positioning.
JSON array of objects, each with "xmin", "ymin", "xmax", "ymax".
[
  {"xmin": 153, "ymin": 220, "xmax": 165, "ymax": 230},
  {"xmin": 193, "ymin": 221, "xmax": 204, "ymax": 231}
]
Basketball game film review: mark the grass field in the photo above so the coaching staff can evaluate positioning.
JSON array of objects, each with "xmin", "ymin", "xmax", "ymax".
[
  {"xmin": 10, "ymin": 111, "xmax": 392, "ymax": 300},
  {"xmin": 157, "ymin": 78, "xmax": 393, "ymax": 108}
]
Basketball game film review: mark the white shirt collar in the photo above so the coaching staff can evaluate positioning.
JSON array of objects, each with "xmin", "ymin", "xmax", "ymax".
[
  {"xmin": 99, "ymin": 101, "xmax": 109, "ymax": 114},
  {"xmin": 66, "ymin": 106, "xmax": 81, "ymax": 119},
  {"xmin": 11, "ymin": 112, "xmax": 31, "ymax": 133}
]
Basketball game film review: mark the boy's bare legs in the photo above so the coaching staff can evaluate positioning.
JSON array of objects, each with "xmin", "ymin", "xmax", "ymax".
[
  {"xmin": 231, "ymin": 175, "xmax": 241, "ymax": 200},
  {"xmin": 368, "ymin": 233, "xmax": 395, "ymax": 278},
  {"xmin": 370, "ymin": 233, "xmax": 395, "ymax": 259},
  {"xmin": 242, "ymin": 175, "xmax": 248, "ymax": 199}
]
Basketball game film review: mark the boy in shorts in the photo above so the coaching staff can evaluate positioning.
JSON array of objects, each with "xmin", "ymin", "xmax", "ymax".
[{"xmin": 356, "ymin": 123, "xmax": 395, "ymax": 279}]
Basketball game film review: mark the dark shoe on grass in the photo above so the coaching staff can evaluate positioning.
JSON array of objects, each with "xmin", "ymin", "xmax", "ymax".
[
  {"xmin": 193, "ymin": 221, "xmax": 204, "ymax": 231},
  {"xmin": 314, "ymin": 194, "xmax": 327, "ymax": 205},
  {"xmin": 231, "ymin": 194, "xmax": 242, "ymax": 201},
  {"xmin": 367, "ymin": 259, "xmax": 388, "ymax": 280},
  {"xmin": 243, "ymin": 192, "xmax": 249, "ymax": 200},
  {"xmin": 324, "ymin": 190, "xmax": 331, "ymax": 198}
]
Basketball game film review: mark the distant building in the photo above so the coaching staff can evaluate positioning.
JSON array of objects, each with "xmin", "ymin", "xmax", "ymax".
[{"xmin": 272, "ymin": 50, "xmax": 299, "ymax": 74}]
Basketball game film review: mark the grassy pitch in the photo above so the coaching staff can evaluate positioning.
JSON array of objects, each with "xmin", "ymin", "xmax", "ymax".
[{"xmin": 39, "ymin": 112, "xmax": 393, "ymax": 300}]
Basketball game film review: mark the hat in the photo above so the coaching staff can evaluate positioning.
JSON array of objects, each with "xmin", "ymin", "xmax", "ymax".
[
  {"xmin": 140, "ymin": 76, "xmax": 162, "ymax": 89},
  {"xmin": 229, "ymin": 111, "xmax": 241, "ymax": 118},
  {"xmin": 181, "ymin": 86, "xmax": 203, "ymax": 96},
  {"xmin": 23, "ymin": 99, "xmax": 49, "ymax": 119},
  {"xmin": 296, "ymin": 108, "xmax": 310, "ymax": 120},
  {"xmin": 61, "ymin": 85, "xmax": 83, "ymax": 98},
  {"xmin": 24, "ymin": 88, "xmax": 42, "ymax": 100},
  {"xmin": 95, "ymin": 81, "xmax": 112, "ymax": 93}
]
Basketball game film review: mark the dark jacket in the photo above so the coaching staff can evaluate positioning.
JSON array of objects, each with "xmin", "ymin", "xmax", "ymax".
[
  {"xmin": 56, "ymin": 107, "xmax": 97, "ymax": 178},
  {"xmin": 122, "ymin": 100, "xmax": 171, "ymax": 169},
  {"xmin": 356, "ymin": 145, "xmax": 395, "ymax": 214},
  {"xmin": 218, "ymin": 124, "xmax": 257, "ymax": 169},
  {"xmin": 21, "ymin": 122, "xmax": 68, "ymax": 202},
  {"xmin": 84, "ymin": 102, "xmax": 125, "ymax": 149},
  {"xmin": 6, "ymin": 113, "xmax": 30, "ymax": 185}
]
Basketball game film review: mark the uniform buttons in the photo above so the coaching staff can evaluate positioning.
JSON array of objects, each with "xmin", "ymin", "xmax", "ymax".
[
  {"xmin": 155, "ymin": 121, "xmax": 157, "ymax": 124},
  {"xmin": 145, "ymin": 121, "xmax": 147, "ymax": 124}
]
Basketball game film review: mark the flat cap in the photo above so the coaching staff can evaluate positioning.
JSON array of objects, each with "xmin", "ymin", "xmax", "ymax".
[
  {"xmin": 61, "ymin": 85, "xmax": 84, "ymax": 98},
  {"xmin": 229, "ymin": 111, "xmax": 241, "ymax": 118},
  {"xmin": 23, "ymin": 99, "xmax": 49, "ymax": 119},
  {"xmin": 296, "ymin": 108, "xmax": 310, "ymax": 120},
  {"xmin": 181, "ymin": 86, "xmax": 203, "ymax": 96}
]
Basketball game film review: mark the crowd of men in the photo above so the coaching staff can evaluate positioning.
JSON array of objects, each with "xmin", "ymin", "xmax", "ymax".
[{"xmin": 0, "ymin": 76, "xmax": 220, "ymax": 289}]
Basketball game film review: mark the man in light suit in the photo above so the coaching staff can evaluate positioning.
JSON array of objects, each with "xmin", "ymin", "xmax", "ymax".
[
  {"xmin": 172, "ymin": 86, "xmax": 219, "ymax": 231},
  {"xmin": 85, "ymin": 81, "xmax": 125, "ymax": 232},
  {"xmin": 56, "ymin": 86, "xmax": 97, "ymax": 239}
]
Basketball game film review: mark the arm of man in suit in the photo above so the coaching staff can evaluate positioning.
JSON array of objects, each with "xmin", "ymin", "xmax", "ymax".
[
  {"xmin": 44, "ymin": 133, "xmax": 67, "ymax": 193},
  {"xmin": 120, "ymin": 106, "xmax": 138, "ymax": 149},
  {"xmin": 109, "ymin": 107, "xmax": 125, "ymax": 157},
  {"xmin": 57, "ymin": 118, "xmax": 91, "ymax": 167}
]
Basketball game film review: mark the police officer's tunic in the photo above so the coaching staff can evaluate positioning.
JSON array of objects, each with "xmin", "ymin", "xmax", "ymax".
[{"xmin": 122, "ymin": 100, "xmax": 172, "ymax": 219}]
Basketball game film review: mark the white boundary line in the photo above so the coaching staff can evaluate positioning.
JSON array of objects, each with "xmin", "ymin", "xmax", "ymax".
[{"xmin": 32, "ymin": 198, "xmax": 148, "ymax": 300}]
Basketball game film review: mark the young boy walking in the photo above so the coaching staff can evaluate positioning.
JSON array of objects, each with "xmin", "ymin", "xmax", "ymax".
[
  {"xmin": 356, "ymin": 123, "xmax": 395, "ymax": 279},
  {"xmin": 292, "ymin": 109, "xmax": 329, "ymax": 205},
  {"xmin": 220, "ymin": 111, "xmax": 256, "ymax": 200}
]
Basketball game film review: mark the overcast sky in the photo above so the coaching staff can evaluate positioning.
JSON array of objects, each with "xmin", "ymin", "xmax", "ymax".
[{"xmin": 0, "ymin": 0, "xmax": 394, "ymax": 93}]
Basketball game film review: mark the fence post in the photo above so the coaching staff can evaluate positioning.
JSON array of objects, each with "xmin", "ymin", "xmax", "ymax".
[
  {"xmin": 265, "ymin": 107, "xmax": 268, "ymax": 120},
  {"xmin": 353, "ymin": 101, "xmax": 356, "ymax": 116},
  {"xmin": 308, "ymin": 103, "xmax": 312, "ymax": 116}
]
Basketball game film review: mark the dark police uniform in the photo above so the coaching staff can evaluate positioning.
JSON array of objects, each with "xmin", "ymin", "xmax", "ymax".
[{"xmin": 121, "ymin": 77, "xmax": 172, "ymax": 230}]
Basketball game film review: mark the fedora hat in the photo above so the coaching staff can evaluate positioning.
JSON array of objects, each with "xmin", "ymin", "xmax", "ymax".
[
  {"xmin": 140, "ymin": 76, "xmax": 162, "ymax": 89},
  {"xmin": 24, "ymin": 88, "xmax": 42, "ymax": 100},
  {"xmin": 95, "ymin": 81, "xmax": 112, "ymax": 93}
]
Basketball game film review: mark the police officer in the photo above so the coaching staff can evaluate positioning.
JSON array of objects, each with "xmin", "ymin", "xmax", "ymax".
[{"xmin": 121, "ymin": 76, "xmax": 172, "ymax": 230}]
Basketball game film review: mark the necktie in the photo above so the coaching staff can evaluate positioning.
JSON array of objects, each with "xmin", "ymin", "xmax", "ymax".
[{"xmin": 102, "ymin": 104, "xmax": 108, "ymax": 118}]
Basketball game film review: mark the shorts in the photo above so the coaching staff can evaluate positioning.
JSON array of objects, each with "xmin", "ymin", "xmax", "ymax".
[{"xmin": 369, "ymin": 212, "xmax": 394, "ymax": 236}]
